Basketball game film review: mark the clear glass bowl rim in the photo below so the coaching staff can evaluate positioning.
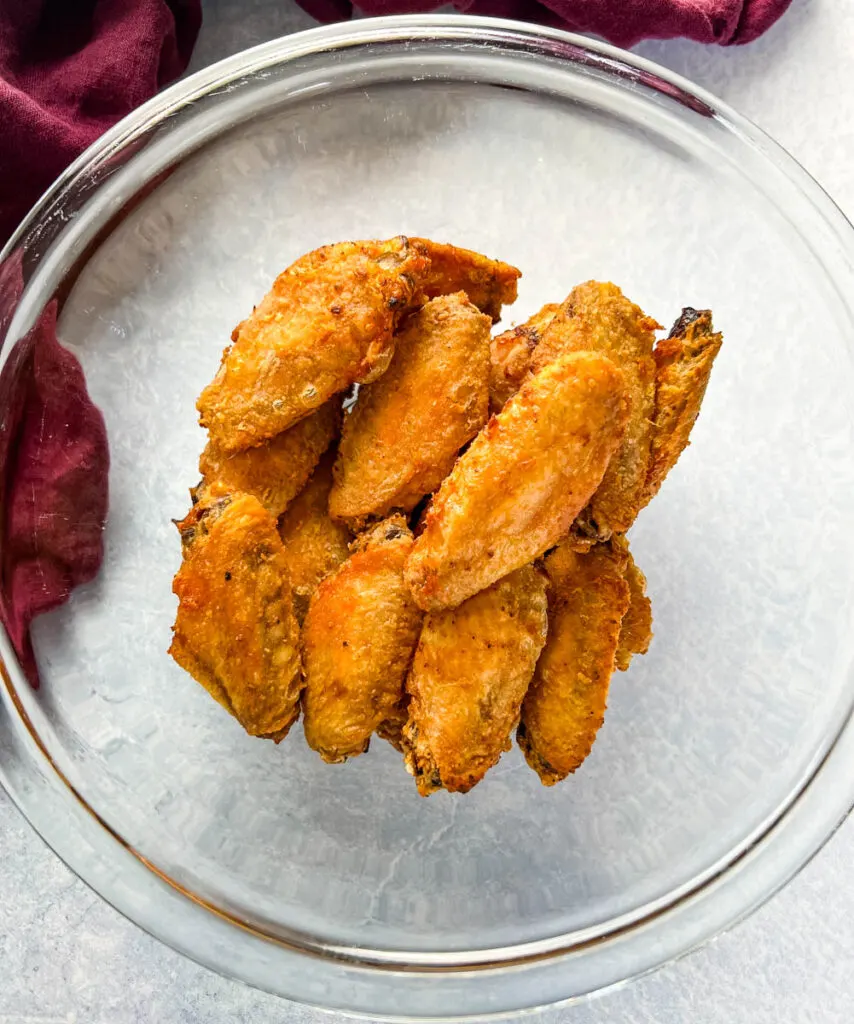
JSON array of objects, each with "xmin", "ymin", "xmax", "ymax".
[{"xmin": 2, "ymin": 14, "xmax": 854, "ymax": 1020}]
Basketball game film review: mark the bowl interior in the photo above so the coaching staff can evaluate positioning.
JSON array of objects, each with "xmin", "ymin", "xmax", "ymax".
[{"xmin": 7, "ymin": 21, "xmax": 854, "ymax": 992}]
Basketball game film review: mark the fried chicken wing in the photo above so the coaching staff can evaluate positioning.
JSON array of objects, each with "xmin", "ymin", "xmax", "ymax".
[
  {"xmin": 640, "ymin": 307, "xmax": 723, "ymax": 509},
  {"xmin": 530, "ymin": 282, "xmax": 660, "ymax": 541},
  {"xmin": 170, "ymin": 494, "xmax": 302, "ymax": 740},
  {"xmin": 197, "ymin": 238, "xmax": 429, "ymax": 453},
  {"xmin": 329, "ymin": 293, "xmax": 491, "ymax": 524},
  {"xmin": 615, "ymin": 544, "xmax": 653, "ymax": 672},
  {"xmin": 276, "ymin": 447, "xmax": 351, "ymax": 624},
  {"xmin": 488, "ymin": 303, "xmax": 560, "ymax": 412},
  {"xmin": 402, "ymin": 565, "xmax": 548, "ymax": 796},
  {"xmin": 301, "ymin": 515, "xmax": 423, "ymax": 763},
  {"xmin": 195, "ymin": 402, "xmax": 340, "ymax": 516},
  {"xmin": 518, "ymin": 540, "xmax": 630, "ymax": 785},
  {"xmin": 411, "ymin": 238, "xmax": 520, "ymax": 322},
  {"xmin": 404, "ymin": 350, "xmax": 630, "ymax": 611}
]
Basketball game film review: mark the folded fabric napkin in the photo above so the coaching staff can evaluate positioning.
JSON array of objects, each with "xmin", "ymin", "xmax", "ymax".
[
  {"xmin": 0, "ymin": 0, "xmax": 200, "ymax": 685},
  {"xmin": 0, "ymin": 286, "xmax": 109, "ymax": 688},
  {"xmin": 297, "ymin": 0, "xmax": 791, "ymax": 47}
]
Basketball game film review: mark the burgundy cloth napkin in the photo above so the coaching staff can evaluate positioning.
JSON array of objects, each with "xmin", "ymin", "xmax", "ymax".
[
  {"xmin": 0, "ymin": 286, "xmax": 109, "ymax": 688},
  {"xmin": 297, "ymin": 0, "xmax": 791, "ymax": 47},
  {"xmin": 0, "ymin": 0, "xmax": 201, "ymax": 685},
  {"xmin": 0, "ymin": 0, "xmax": 201, "ymax": 245}
]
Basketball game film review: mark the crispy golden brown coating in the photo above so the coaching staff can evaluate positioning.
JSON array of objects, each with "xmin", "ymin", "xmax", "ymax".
[
  {"xmin": 518, "ymin": 541, "xmax": 630, "ymax": 785},
  {"xmin": 301, "ymin": 516, "xmax": 423, "ymax": 763},
  {"xmin": 195, "ymin": 403, "xmax": 340, "ymax": 516},
  {"xmin": 488, "ymin": 303, "xmax": 560, "ymax": 412},
  {"xmin": 329, "ymin": 293, "xmax": 491, "ymax": 524},
  {"xmin": 197, "ymin": 238, "xmax": 430, "ymax": 453},
  {"xmin": 531, "ymin": 282, "xmax": 660, "ymax": 541},
  {"xmin": 411, "ymin": 238, "xmax": 520, "ymax": 322},
  {"xmin": 404, "ymin": 350, "xmax": 630, "ymax": 612},
  {"xmin": 402, "ymin": 565, "xmax": 548, "ymax": 796},
  {"xmin": 169, "ymin": 494, "xmax": 302, "ymax": 741},
  {"xmin": 276, "ymin": 447, "xmax": 351, "ymax": 624},
  {"xmin": 640, "ymin": 308, "xmax": 723, "ymax": 509},
  {"xmin": 615, "ymin": 543, "xmax": 653, "ymax": 672}
]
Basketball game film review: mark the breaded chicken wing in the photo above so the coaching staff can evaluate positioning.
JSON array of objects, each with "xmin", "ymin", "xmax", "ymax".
[
  {"xmin": 170, "ymin": 494, "xmax": 302, "ymax": 740},
  {"xmin": 518, "ymin": 540, "xmax": 630, "ymax": 785},
  {"xmin": 301, "ymin": 516, "xmax": 423, "ymax": 763},
  {"xmin": 531, "ymin": 282, "xmax": 660, "ymax": 541},
  {"xmin": 277, "ymin": 447, "xmax": 351, "ymax": 624},
  {"xmin": 197, "ymin": 238, "xmax": 430, "ymax": 453},
  {"xmin": 640, "ymin": 307, "xmax": 723, "ymax": 509},
  {"xmin": 329, "ymin": 293, "xmax": 491, "ymax": 524},
  {"xmin": 411, "ymin": 238, "xmax": 520, "ymax": 322},
  {"xmin": 615, "ymin": 542, "xmax": 653, "ymax": 672},
  {"xmin": 404, "ymin": 351, "xmax": 630, "ymax": 612},
  {"xmin": 195, "ymin": 402, "xmax": 340, "ymax": 516},
  {"xmin": 402, "ymin": 565, "xmax": 548, "ymax": 796},
  {"xmin": 488, "ymin": 303, "xmax": 559, "ymax": 412}
]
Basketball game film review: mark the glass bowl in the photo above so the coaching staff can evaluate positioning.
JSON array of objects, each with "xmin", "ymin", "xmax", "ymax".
[{"xmin": 3, "ymin": 15, "xmax": 854, "ymax": 1020}]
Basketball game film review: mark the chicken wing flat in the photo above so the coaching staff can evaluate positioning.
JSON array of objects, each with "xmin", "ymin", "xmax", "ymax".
[
  {"xmin": 276, "ymin": 447, "xmax": 351, "ymax": 624},
  {"xmin": 530, "ymin": 282, "xmax": 660, "ymax": 541},
  {"xmin": 195, "ymin": 402, "xmax": 340, "ymax": 517},
  {"xmin": 488, "ymin": 303, "xmax": 560, "ymax": 412},
  {"xmin": 640, "ymin": 307, "xmax": 723, "ymax": 509},
  {"xmin": 170, "ymin": 493, "xmax": 302, "ymax": 740},
  {"xmin": 197, "ymin": 238, "xmax": 430, "ymax": 453},
  {"xmin": 329, "ymin": 293, "xmax": 491, "ymax": 524},
  {"xmin": 301, "ymin": 515, "xmax": 423, "ymax": 763},
  {"xmin": 402, "ymin": 565, "xmax": 548, "ymax": 796},
  {"xmin": 411, "ymin": 238, "xmax": 520, "ymax": 322},
  {"xmin": 615, "ymin": 544, "xmax": 653, "ymax": 672},
  {"xmin": 404, "ymin": 350, "xmax": 630, "ymax": 612},
  {"xmin": 518, "ymin": 540, "xmax": 630, "ymax": 785}
]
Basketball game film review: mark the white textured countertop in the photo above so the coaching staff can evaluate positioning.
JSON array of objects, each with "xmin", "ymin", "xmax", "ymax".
[{"xmin": 3, "ymin": 1, "xmax": 854, "ymax": 1020}]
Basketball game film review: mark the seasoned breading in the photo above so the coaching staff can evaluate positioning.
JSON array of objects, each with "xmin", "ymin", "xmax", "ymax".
[
  {"xmin": 402, "ymin": 565, "xmax": 548, "ymax": 796},
  {"xmin": 488, "ymin": 303, "xmax": 560, "ymax": 412},
  {"xmin": 276, "ymin": 447, "xmax": 351, "ymax": 624},
  {"xmin": 531, "ymin": 282, "xmax": 660, "ymax": 540},
  {"xmin": 195, "ymin": 402, "xmax": 340, "ymax": 516},
  {"xmin": 169, "ymin": 494, "xmax": 302, "ymax": 741},
  {"xmin": 301, "ymin": 516, "xmax": 423, "ymax": 763},
  {"xmin": 404, "ymin": 350, "xmax": 630, "ymax": 612},
  {"xmin": 197, "ymin": 238, "xmax": 429, "ymax": 453},
  {"xmin": 640, "ymin": 307, "xmax": 723, "ymax": 508},
  {"xmin": 411, "ymin": 238, "xmax": 520, "ymax": 322},
  {"xmin": 330, "ymin": 293, "xmax": 491, "ymax": 524},
  {"xmin": 170, "ymin": 236, "xmax": 723, "ymax": 793},
  {"xmin": 518, "ymin": 541, "xmax": 630, "ymax": 785},
  {"xmin": 615, "ymin": 544, "xmax": 653, "ymax": 672},
  {"xmin": 376, "ymin": 700, "xmax": 409, "ymax": 753}
]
